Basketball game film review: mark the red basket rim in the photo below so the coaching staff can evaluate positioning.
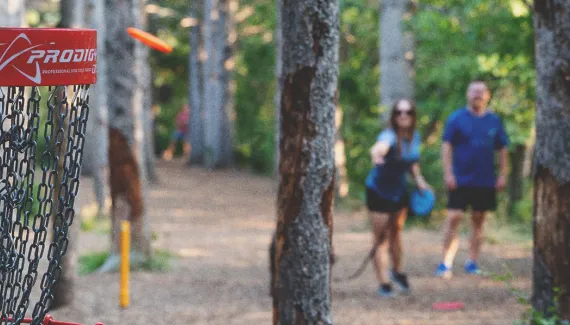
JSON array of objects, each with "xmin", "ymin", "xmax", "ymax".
[
  {"xmin": 2, "ymin": 314, "xmax": 104, "ymax": 325},
  {"xmin": 0, "ymin": 28, "xmax": 97, "ymax": 86}
]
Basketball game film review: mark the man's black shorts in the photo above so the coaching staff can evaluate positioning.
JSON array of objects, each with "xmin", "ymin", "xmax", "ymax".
[
  {"xmin": 366, "ymin": 188, "xmax": 409, "ymax": 213},
  {"xmin": 447, "ymin": 187, "xmax": 497, "ymax": 212}
]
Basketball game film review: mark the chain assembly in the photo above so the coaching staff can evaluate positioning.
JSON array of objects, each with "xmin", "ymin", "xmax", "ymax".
[{"xmin": 0, "ymin": 85, "xmax": 90, "ymax": 325}]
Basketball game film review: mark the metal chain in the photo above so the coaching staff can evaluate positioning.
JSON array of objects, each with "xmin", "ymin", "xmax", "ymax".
[{"xmin": 0, "ymin": 85, "xmax": 90, "ymax": 325}]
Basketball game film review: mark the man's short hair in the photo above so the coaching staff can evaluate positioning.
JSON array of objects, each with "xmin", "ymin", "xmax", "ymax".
[{"xmin": 467, "ymin": 80, "xmax": 490, "ymax": 93}]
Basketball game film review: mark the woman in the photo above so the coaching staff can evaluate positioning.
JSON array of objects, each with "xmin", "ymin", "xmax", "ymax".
[{"xmin": 364, "ymin": 98, "xmax": 430, "ymax": 297}]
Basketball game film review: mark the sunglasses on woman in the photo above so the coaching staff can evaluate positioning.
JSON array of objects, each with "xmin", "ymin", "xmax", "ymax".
[{"xmin": 396, "ymin": 109, "xmax": 414, "ymax": 116}]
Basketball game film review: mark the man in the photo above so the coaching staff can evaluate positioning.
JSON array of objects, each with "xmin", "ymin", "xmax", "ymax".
[
  {"xmin": 162, "ymin": 104, "xmax": 191, "ymax": 160},
  {"xmin": 436, "ymin": 81, "xmax": 509, "ymax": 278}
]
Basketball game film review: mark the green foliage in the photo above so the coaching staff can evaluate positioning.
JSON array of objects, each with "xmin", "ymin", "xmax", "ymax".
[
  {"xmin": 492, "ymin": 271, "xmax": 570, "ymax": 325},
  {"xmin": 78, "ymin": 249, "xmax": 176, "ymax": 274},
  {"xmin": 24, "ymin": 0, "xmax": 537, "ymax": 224},
  {"xmin": 338, "ymin": 0, "xmax": 381, "ymax": 198},
  {"xmin": 233, "ymin": 0, "xmax": 277, "ymax": 173},
  {"xmin": 336, "ymin": 0, "xmax": 536, "ymax": 225},
  {"xmin": 78, "ymin": 251, "xmax": 109, "ymax": 275}
]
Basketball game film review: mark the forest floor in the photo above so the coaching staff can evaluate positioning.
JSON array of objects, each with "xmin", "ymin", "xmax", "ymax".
[{"xmin": 50, "ymin": 159, "xmax": 533, "ymax": 325}]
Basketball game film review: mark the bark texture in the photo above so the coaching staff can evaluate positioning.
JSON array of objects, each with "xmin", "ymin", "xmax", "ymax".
[
  {"xmin": 50, "ymin": 87, "xmax": 76, "ymax": 310},
  {"xmin": 188, "ymin": 0, "xmax": 205, "ymax": 165},
  {"xmin": 51, "ymin": 0, "xmax": 85, "ymax": 309},
  {"xmin": 507, "ymin": 144, "xmax": 525, "ymax": 219},
  {"xmin": 272, "ymin": 0, "xmax": 339, "ymax": 323},
  {"xmin": 532, "ymin": 0, "xmax": 570, "ymax": 319},
  {"xmin": 84, "ymin": 0, "xmax": 110, "ymax": 216},
  {"xmin": 202, "ymin": 0, "xmax": 227, "ymax": 168},
  {"xmin": 105, "ymin": 0, "xmax": 151, "ymax": 259},
  {"xmin": 219, "ymin": 0, "xmax": 237, "ymax": 167},
  {"xmin": 379, "ymin": 0, "xmax": 414, "ymax": 121}
]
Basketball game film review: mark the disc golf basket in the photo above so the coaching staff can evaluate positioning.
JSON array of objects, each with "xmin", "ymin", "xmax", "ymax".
[{"xmin": 0, "ymin": 28, "xmax": 103, "ymax": 325}]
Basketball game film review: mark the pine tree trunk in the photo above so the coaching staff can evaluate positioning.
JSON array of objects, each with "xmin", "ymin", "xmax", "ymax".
[
  {"xmin": 143, "ymin": 14, "xmax": 156, "ymax": 183},
  {"xmin": 507, "ymin": 144, "xmax": 525, "ymax": 220},
  {"xmin": 50, "ymin": 87, "xmax": 76, "ymax": 310},
  {"xmin": 84, "ymin": 0, "xmax": 110, "ymax": 217},
  {"xmin": 271, "ymin": 0, "xmax": 339, "ymax": 323},
  {"xmin": 104, "ymin": 0, "xmax": 151, "ymax": 268},
  {"xmin": 202, "ymin": 0, "xmax": 225, "ymax": 168},
  {"xmin": 0, "ymin": 0, "xmax": 25, "ymax": 27},
  {"xmin": 188, "ymin": 1, "xmax": 204, "ymax": 166},
  {"xmin": 531, "ymin": 0, "xmax": 570, "ymax": 319},
  {"xmin": 379, "ymin": 0, "xmax": 414, "ymax": 121},
  {"xmin": 132, "ymin": 0, "xmax": 152, "ymax": 258},
  {"xmin": 51, "ymin": 0, "xmax": 85, "ymax": 309},
  {"xmin": 219, "ymin": 0, "xmax": 237, "ymax": 168},
  {"xmin": 188, "ymin": 1, "xmax": 204, "ymax": 165}
]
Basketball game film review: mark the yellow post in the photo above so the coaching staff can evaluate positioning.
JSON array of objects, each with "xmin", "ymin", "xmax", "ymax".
[{"xmin": 119, "ymin": 220, "xmax": 130, "ymax": 308}]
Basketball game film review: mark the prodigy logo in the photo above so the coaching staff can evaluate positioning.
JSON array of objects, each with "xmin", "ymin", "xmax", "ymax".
[{"xmin": 0, "ymin": 28, "xmax": 97, "ymax": 87}]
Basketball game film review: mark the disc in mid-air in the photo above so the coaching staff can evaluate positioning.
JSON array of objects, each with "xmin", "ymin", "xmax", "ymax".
[{"xmin": 127, "ymin": 27, "xmax": 173, "ymax": 53}]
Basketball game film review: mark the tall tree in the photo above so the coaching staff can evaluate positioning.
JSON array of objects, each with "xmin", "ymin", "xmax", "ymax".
[
  {"xmin": 271, "ymin": 0, "xmax": 339, "ymax": 323},
  {"xmin": 51, "ymin": 0, "xmax": 85, "ymax": 309},
  {"xmin": 219, "ymin": 0, "xmax": 237, "ymax": 167},
  {"xmin": 379, "ymin": 0, "xmax": 414, "ymax": 121},
  {"xmin": 188, "ymin": 0, "xmax": 205, "ymax": 165},
  {"xmin": 83, "ymin": 0, "xmax": 110, "ymax": 218},
  {"xmin": 0, "ymin": 0, "xmax": 25, "ymax": 27},
  {"xmin": 100, "ymin": 0, "xmax": 152, "ymax": 271},
  {"xmin": 202, "ymin": 0, "xmax": 227, "ymax": 168},
  {"xmin": 532, "ymin": 0, "xmax": 570, "ymax": 320}
]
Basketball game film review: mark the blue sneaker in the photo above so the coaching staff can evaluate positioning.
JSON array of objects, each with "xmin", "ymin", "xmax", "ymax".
[
  {"xmin": 465, "ymin": 260, "xmax": 481, "ymax": 275},
  {"xmin": 390, "ymin": 270, "xmax": 411, "ymax": 295},
  {"xmin": 436, "ymin": 262, "xmax": 453, "ymax": 279},
  {"xmin": 377, "ymin": 283, "xmax": 394, "ymax": 298}
]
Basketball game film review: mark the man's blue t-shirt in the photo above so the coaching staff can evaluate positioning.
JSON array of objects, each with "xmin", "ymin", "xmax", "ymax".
[
  {"xmin": 365, "ymin": 129, "xmax": 421, "ymax": 202},
  {"xmin": 442, "ymin": 107, "xmax": 509, "ymax": 188}
]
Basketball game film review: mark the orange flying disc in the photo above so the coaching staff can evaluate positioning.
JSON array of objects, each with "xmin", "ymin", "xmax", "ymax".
[{"xmin": 127, "ymin": 27, "xmax": 172, "ymax": 53}]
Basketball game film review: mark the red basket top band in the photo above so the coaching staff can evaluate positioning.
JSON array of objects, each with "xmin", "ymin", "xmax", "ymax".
[{"xmin": 0, "ymin": 28, "xmax": 97, "ymax": 86}]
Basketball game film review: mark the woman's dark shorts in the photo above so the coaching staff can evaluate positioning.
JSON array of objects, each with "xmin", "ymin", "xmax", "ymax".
[{"xmin": 366, "ymin": 188, "xmax": 409, "ymax": 213}]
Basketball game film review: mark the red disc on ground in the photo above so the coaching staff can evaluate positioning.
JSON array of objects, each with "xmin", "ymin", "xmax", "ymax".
[
  {"xmin": 0, "ymin": 28, "xmax": 97, "ymax": 86},
  {"xmin": 432, "ymin": 301, "xmax": 465, "ymax": 311},
  {"xmin": 127, "ymin": 27, "xmax": 172, "ymax": 53}
]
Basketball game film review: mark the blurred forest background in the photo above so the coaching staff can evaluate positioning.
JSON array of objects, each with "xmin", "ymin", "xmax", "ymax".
[{"xmin": 22, "ymin": 0, "xmax": 535, "ymax": 229}]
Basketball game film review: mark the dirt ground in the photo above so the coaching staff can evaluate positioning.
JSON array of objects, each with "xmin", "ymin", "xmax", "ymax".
[{"xmin": 49, "ymin": 159, "xmax": 532, "ymax": 325}]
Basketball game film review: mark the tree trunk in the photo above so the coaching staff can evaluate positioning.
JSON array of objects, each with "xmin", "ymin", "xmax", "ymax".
[
  {"xmin": 0, "ymin": 0, "xmax": 25, "ymax": 27},
  {"xmin": 51, "ymin": 0, "xmax": 85, "ymax": 309},
  {"xmin": 50, "ymin": 87, "xmax": 77, "ymax": 310},
  {"xmin": 132, "ymin": 0, "xmax": 152, "ymax": 258},
  {"xmin": 202, "ymin": 0, "xmax": 226, "ymax": 168},
  {"xmin": 379, "ymin": 0, "xmax": 414, "ymax": 121},
  {"xmin": 188, "ymin": 1, "xmax": 204, "ymax": 166},
  {"xmin": 507, "ymin": 144, "xmax": 525, "ymax": 220},
  {"xmin": 219, "ymin": 0, "xmax": 237, "ymax": 168},
  {"xmin": 143, "ymin": 71, "xmax": 156, "ymax": 183},
  {"xmin": 271, "ymin": 0, "xmax": 339, "ymax": 323},
  {"xmin": 101, "ymin": 0, "xmax": 151, "ymax": 271},
  {"xmin": 143, "ymin": 14, "xmax": 156, "ymax": 183},
  {"xmin": 531, "ymin": 0, "xmax": 570, "ymax": 320},
  {"xmin": 83, "ymin": 0, "xmax": 110, "ymax": 217}
]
